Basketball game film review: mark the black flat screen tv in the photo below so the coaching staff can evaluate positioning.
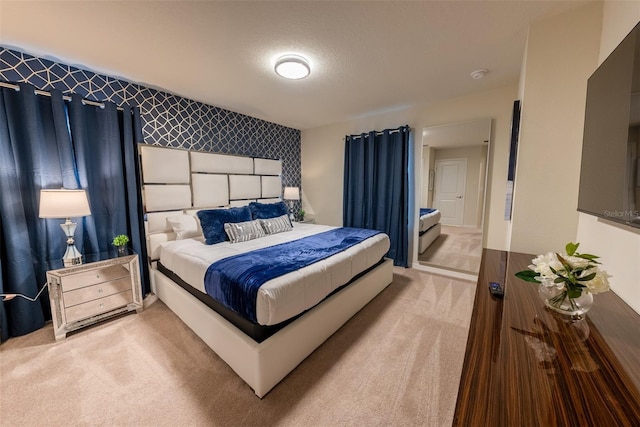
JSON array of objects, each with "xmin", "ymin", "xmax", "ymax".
[{"xmin": 577, "ymin": 21, "xmax": 640, "ymax": 228}]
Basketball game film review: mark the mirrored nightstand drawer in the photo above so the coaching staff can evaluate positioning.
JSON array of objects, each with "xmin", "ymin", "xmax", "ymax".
[
  {"xmin": 47, "ymin": 253, "xmax": 142, "ymax": 340},
  {"xmin": 65, "ymin": 290, "xmax": 133, "ymax": 323}
]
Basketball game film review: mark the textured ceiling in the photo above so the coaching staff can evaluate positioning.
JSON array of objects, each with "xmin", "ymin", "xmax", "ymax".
[{"xmin": 0, "ymin": 1, "xmax": 589, "ymax": 130}]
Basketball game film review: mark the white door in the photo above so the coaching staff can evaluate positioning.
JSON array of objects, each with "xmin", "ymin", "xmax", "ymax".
[{"xmin": 434, "ymin": 158, "xmax": 466, "ymax": 225}]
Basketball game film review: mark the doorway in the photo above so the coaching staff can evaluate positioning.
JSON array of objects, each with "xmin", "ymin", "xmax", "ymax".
[{"xmin": 434, "ymin": 158, "xmax": 467, "ymax": 226}]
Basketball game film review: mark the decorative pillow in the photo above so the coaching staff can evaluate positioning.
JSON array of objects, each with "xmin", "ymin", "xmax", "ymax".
[
  {"xmin": 166, "ymin": 214, "xmax": 201, "ymax": 240},
  {"xmin": 260, "ymin": 214, "xmax": 293, "ymax": 235},
  {"xmin": 198, "ymin": 206, "xmax": 252, "ymax": 245},
  {"xmin": 249, "ymin": 201, "xmax": 289, "ymax": 221},
  {"xmin": 224, "ymin": 219, "xmax": 266, "ymax": 243},
  {"xmin": 185, "ymin": 206, "xmax": 227, "ymax": 237}
]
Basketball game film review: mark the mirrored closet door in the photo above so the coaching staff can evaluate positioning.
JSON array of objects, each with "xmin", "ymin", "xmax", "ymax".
[{"xmin": 417, "ymin": 118, "xmax": 491, "ymax": 275}]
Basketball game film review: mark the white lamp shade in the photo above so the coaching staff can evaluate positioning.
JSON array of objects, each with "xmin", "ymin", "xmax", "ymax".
[
  {"xmin": 283, "ymin": 187, "xmax": 300, "ymax": 201},
  {"xmin": 39, "ymin": 189, "xmax": 91, "ymax": 218}
]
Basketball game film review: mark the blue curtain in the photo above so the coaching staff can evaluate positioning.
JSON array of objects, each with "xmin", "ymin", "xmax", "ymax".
[
  {"xmin": 343, "ymin": 125, "xmax": 410, "ymax": 267},
  {"xmin": 0, "ymin": 83, "xmax": 76, "ymax": 339},
  {"xmin": 67, "ymin": 95, "xmax": 149, "ymax": 294},
  {"xmin": 0, "ymin": 83, "xmax": 147, "ymax": 341}
]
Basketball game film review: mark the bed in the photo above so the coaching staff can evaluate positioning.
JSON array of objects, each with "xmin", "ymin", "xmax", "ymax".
[
  {"xmin": 139, "ymin": 144, "xmax": 393, "ymax": 398},
  {"xmin": 418, "ymin": 208, "xmax": 441, "ymax": 254}
]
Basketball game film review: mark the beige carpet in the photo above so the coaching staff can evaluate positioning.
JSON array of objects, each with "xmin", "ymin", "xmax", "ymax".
[
  {"xmin": 0, "ymin": 268, "xmax": 475, "ymax": 427},
  {"xmin": 418, "ymin": 226, "xmax": 483, "ymax": 274}
]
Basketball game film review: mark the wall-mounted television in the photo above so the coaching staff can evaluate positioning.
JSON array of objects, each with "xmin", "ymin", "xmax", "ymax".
[{"xmin": 577, "ymin": 21, "xmax": 640, "ymax": 228}]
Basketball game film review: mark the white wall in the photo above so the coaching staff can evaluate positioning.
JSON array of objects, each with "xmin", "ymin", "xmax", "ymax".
[
  {"xmin": 421, "ymin": 147, "xmax": 433, "ymax": 207},
  {"xmin": 301, "ymin": 84, "xmax": 517, "ymax": 254},
  {"xmin": 576, "ymin": 0, "xmax": 640, "ymax": 313},
  {"xmin": 509, "ymin": 2, "xmax": 603, "ymax": 255}
]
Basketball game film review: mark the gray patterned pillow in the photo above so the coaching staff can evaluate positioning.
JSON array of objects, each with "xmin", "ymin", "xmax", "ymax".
[
  {"xmin": 260, "ymin": 214, "xmax": 293, "ymax": 235},
  {"xmin": 224, "ymin": 219, "xmax": 266, "ymax": 243}
]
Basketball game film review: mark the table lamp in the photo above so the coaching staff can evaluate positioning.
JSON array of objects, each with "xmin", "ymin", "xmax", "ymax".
[
  {"xmin": 283, "ymin": 186, "xmax": 300, "ymax": 221},
  {"xmin": 39, "ymin": 188, "xmax": 92, "ymax": 267}
]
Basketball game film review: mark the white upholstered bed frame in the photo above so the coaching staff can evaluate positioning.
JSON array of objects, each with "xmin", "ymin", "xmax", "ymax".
[
  {"xmin": 139, "ymin": 144, "xmax": 393, "ymax": 398},
  {"xmin": 419, "ymin": 222, "xmax": 441, "ymax": 254},
  {"xmin": 418, "ymin": 209, "xmax": 442, "ymax": 254}
]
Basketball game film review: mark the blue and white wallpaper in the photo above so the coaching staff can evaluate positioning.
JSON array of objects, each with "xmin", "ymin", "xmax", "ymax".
[{"xmin": 0, "ymin": 47, "xmax": 301, "ymax": 206}]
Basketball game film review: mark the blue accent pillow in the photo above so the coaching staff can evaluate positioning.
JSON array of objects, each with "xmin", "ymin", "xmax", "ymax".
[
  {"xmin": 198, "ymin": 206, "xmax": 252, "ymax": 245},
  {"xmin": 248, "ymin": 201, "xmax": 289, "ymax": 221}
]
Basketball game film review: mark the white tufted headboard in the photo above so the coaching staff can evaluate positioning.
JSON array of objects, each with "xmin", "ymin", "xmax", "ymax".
[{"xmin": 139, "ymin": 144, "xmax": 283, "ymax": 260}]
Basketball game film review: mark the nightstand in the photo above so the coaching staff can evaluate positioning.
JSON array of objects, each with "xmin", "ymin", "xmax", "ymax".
[
  {"xmin": 46, "ymin": 251, "xmax": 143, "ymax": 341},
  {"xmin": 298, "ymin": 218, "xmax": 317, "ymax": 224}
]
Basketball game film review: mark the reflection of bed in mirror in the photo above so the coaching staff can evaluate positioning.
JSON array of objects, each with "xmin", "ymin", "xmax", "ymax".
[
  {"xmin": 418, "ymin": 208, "xmax": 441, "ymax": 254},
  {"xmin": 139, "ymin": 144, "xmax": 393, "ymax": 399},
  {"xmin": 416, "ymin": 118, "xmax": 491, "ymax": 275}
]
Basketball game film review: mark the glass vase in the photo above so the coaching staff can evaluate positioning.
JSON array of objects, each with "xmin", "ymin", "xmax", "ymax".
[{"xmin": 538, "ymin": 284, "xmax": 593, "ymax": 318}]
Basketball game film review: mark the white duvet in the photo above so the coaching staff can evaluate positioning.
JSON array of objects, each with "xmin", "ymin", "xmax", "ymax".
[{"xmin": 159, "ymin": 223, "xmax": 390, "ymax": 326}]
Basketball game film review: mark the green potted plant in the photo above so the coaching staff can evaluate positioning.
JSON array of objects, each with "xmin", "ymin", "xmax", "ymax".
[
  {"xmin": 112, "ymin": 234, "xmax": 130, "ymax": 255},
  {"xmin": 298, "ymin": 209, "xmax": 306, "ymax": 221}
]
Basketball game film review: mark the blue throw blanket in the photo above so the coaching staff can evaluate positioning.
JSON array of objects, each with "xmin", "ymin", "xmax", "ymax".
[
  {"xmin": 204, "ymin": 227, "xmax": 382, "ymax": 323},
  {"xmin": 420, "ymin": 208, "xmax": 437, "ymax": 216}
]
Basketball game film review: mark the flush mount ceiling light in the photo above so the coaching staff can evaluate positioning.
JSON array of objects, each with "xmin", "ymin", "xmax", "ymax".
[
  {"xmin": 274, "ymin": 55, "xmax": 311, "ymax": 80},
  {"xmin": 470, "ymin": 69, "xmax": 488, "ymax": 80}
]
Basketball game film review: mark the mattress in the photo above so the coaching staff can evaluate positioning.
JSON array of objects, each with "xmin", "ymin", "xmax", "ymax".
[
  {"xmin": 419, "ymin": 209, "xmax": 441, "ymax": 233},
  {"xmin": 158, "ymin": 223, "xmax": 390, "ymax": 326}
]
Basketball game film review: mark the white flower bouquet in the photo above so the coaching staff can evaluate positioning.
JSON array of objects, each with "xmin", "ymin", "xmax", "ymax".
[{"xmin": 516, "ymin": 242, "xmax": 611, "ymax": 315}]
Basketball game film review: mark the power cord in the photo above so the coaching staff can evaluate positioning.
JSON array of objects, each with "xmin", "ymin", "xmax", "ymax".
[{"xmin": 0, "ymin": 282, "xmax": 48, "ymax": 302}]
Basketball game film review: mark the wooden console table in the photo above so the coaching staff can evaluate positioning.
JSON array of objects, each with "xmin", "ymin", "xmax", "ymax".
[{"xmin": 453, "ymin": 249, "xmax": 640, "ymax": 425}]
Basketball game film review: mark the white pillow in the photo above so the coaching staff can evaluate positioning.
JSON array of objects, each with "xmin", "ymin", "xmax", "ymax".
[
  {"xmin": 166, "ymin": 214, "xmax": 200, "ymax": 240},
  {"xmin": 184, "ymin": 206, "xmax": 228, "ymax": 237}
]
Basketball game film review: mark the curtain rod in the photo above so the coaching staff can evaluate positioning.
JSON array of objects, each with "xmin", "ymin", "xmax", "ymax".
[
  {"xmin": 347, "ymin": 126, "xmax": 412, "ymax": 140},
  {"xmin": 0, "ymin": 81, "xmax": 124, "ymax": 110}
]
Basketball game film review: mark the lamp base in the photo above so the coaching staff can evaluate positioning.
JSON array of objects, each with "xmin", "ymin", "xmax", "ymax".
[
  {"xmin": 60, "ymin": 219, "xmax": 83, "ymax": 267},
  {"xmin": 287, "ymin": 200, "xmax": 296, "ymax": 222},
  {"xmin": 62, "ymin": 248, "xmax": 83, "ymax": 267}
]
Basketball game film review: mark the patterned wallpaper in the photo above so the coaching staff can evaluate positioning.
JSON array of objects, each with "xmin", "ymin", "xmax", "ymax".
[{"xmin": 0, "ymin": 47, "xmax": 301, "ymax": 209}]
